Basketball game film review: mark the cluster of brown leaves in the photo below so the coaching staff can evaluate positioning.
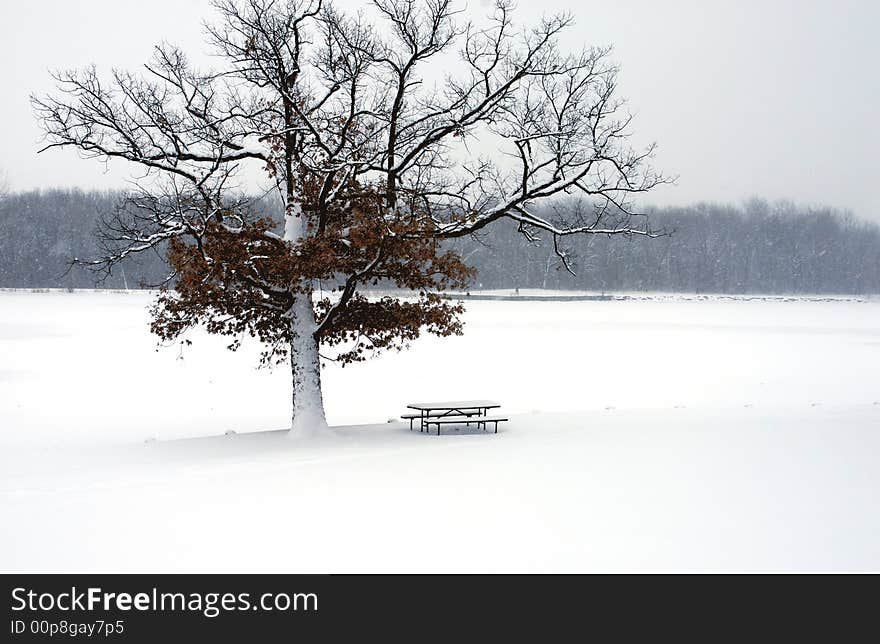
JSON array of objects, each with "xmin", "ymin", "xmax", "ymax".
[
  {"xmin": 150, "ymin": 216, "xmax": 294, "ymax": 363},
  {"xmin": 150, "ymin": 175, "xmax": 474, "ymax": 365},
  {"xmin": 315, "ymin": 292, "xmax": 465, "ymax": 365}
]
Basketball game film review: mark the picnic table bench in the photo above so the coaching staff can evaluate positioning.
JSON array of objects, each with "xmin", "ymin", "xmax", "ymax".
[
  {"xmin": 423, "ymin": 414, "xmax": 507, "ymax": 434},
  {"xmin": 404, "ymin": 400, "xmax": 506, "ymax": 435}
]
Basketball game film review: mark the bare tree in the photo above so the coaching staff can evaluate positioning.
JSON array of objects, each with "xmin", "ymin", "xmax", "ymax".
[{"xmin": 34, "ymin": 0, "xmax": 667, "ymax": 434}]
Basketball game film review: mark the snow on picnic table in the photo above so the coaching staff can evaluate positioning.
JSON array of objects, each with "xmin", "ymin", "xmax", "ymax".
[{"xmin": 0, "ymin": 290, "xmax": 879, "ymax": 571}]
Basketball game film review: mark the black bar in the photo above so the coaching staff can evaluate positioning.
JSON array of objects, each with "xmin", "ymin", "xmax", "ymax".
[{"xmin": 4, "ymin": 573, "xmax": 875, "ymax": 642}]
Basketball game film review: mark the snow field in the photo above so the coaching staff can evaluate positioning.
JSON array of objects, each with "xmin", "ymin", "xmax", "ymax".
[{"xmin": 1, "ymin": 291, "xmax": 878, "ymax": 571}]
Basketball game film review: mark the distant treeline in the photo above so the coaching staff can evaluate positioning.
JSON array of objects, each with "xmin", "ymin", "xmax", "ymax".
[
  {"xmin": 0, "ymin": 189, "xmax": 167, "ymax": 289},
  {"xmin": 449, "ymin": 200, "xmax": 880, "ymax": 294},
  {"xmin": 1, "ymin": 189, "xmax": 878, "ymax": 294}
]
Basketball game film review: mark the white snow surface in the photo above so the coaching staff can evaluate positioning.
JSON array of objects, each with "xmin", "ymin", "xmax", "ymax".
[{"xmin": 1, "ymin": 290, "xmax": 879, "ymax": 572}]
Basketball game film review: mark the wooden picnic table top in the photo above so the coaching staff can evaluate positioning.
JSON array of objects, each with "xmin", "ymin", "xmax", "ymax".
[{"xmin": 406, "ymin": 400, "xmax": 500, "ymax": 411}]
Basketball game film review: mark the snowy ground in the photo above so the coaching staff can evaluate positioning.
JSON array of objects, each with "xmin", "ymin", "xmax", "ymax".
[{"xmin": 1, "ymin": 290, "xmax": 879, "ymax": 571}]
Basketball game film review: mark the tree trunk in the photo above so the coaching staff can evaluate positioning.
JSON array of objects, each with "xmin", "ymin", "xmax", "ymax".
[
  {"xmin": 282, "ymin": 196, "xmax": 328, "ymax": 436},
  {"xmin": 287, "ymin": 291, "xmax": 328, "ymax": 435}
]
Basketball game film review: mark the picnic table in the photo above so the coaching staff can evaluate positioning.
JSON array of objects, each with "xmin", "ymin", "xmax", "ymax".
[{"xmin": 404, "ymin": 400, "xmax": 506, "ymax": 435}]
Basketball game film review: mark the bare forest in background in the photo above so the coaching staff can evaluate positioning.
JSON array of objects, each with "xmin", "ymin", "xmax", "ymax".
[{"xmin": 1, "ymin": 189, "xmax": 878, "ymax": 294}]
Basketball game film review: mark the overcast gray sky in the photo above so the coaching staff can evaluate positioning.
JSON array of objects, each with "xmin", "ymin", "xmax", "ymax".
[{"xmin": 1, "ymin": 0, "xmax": 878, "ymax": 219}]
